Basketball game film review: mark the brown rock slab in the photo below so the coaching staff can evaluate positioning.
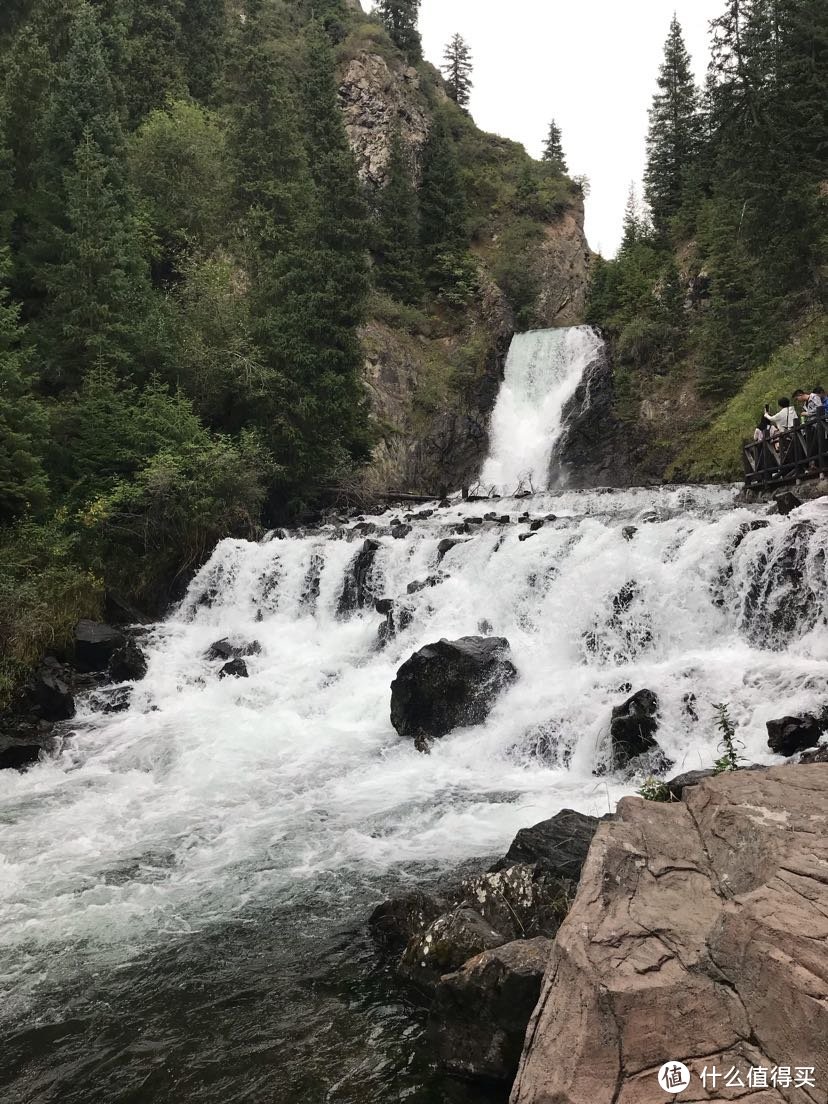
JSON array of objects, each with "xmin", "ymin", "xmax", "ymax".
[{"xmin": 511, "ymin": 765, "xmax": 828, "ymax": 1104}]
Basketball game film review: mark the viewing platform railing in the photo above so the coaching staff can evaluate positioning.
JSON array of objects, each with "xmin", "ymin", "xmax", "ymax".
[{"xmin": 743, "ymin": 418, "xmax": 828, "ymax": 487}]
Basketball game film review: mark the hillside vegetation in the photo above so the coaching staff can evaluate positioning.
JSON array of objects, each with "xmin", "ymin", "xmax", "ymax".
[
  {"xmin": 0, "ymin": 0, "xmax": 581, "ymax": 702},
  {"xmin": 586, "ymin": 4, "xmax": 826, "ymax": 482}
]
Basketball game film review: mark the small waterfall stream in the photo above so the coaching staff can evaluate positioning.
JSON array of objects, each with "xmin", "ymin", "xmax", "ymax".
[{"xmin": 2, "ymin": 330, "xmax": 828, "ymax": 1102}]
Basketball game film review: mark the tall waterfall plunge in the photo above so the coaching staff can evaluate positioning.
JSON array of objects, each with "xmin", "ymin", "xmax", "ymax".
[
  {"xmin": 481, "ymin": 325, "xmax": 604, "ymax": 492},
  {"xmin": 2, "ymin": 360, "xmax": 828, "ymax": 1099}
]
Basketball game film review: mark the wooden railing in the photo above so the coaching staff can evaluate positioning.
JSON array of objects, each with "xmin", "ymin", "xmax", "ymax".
[{"xmin": 743, "ymin": 418, "xmax": 828, "ymax": 487}]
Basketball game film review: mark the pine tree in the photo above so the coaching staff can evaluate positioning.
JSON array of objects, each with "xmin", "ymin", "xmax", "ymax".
[
  {"xmin": 620, "ymin": 183, "xmax": 642, "ymax": 252},
  {"xmin": 418, "ymin": 111, "xmax": 469, "ymax": 292},
  {"xmin": 228, "ymin": 8, "xmax": 367, "ymax": 488},
  {"xmin": 123, "ymin": 0, "xmax": 187, "ymax": 125},
  {"xmin": 441, "ymin": 33, "xmax": 473, "ymax": 108},
  {"xmin": 179, "ymin": 0, "xmax": 227, "ymax": 103},
  {"xmin": 299, "ymin": 21, "xmax": 370, "ymax": 453},
  {"xmin": 0, "ymin": 121, "xmax": 47, "ymax": 522},
  {"xmin": 28, "ymin": 2, "xmax": 151, "ymax": 388},
  {"xmin": 375, "ymin": 0, "xmax": 422, "ymax": 63},
  {"xmin": 374, "ymin": 128, "xmax": 422, "ymax": 303},
  {"xmin": 644, "ymin": 15, "xmax": 700, "ymax": 233},
  {"xmin": 542, "ymin": 119, "xmax": 568, "ymax": 173}
]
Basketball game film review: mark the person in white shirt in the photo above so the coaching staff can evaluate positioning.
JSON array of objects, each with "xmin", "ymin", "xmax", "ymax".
[{"xmin": 764, "ymin": 397, "xmax": 798, "ymax": 432}]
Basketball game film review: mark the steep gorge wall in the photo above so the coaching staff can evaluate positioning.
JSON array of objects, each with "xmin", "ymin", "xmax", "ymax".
[{"xmin": 336, "ymin": 24, "xmax": 592, "ymax": 494}]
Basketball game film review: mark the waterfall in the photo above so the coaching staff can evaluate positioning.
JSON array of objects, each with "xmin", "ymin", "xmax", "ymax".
[
  {"xmin": 2, "ymin": 484, "xmax": 828, "ymax": 1100},
  {"xmin": 480, "ymin": 325, "xmax": 604, "ymax": 493}
]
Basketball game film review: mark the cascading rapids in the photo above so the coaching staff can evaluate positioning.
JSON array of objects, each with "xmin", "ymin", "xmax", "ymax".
[{"xmin": 480, "ymin": 325, "xmax": 604, "ymax": 493}]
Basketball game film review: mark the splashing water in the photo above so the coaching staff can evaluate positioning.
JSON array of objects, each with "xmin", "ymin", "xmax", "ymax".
[
  {"xmin": 2, "ymin": 479, "xmax": 828, "ymax": 1099},
  {"xmin": 480, "ymin": 326, "xmax": 604, "ymax": 493}
]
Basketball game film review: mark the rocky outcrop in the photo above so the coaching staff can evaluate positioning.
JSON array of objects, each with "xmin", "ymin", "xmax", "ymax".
[
  {"xmin": 511, "ymin": 765, "xmax": 828, "ymax": 1104},
  {"xmin": 359, "ymin": 270, "xmax": 512, "ymax": 494},
  {"xmin": 533, "ymin": 199, "xmax": 592, "ymax": 328},
  {"xmin": 339, "ymin": 52, "xmax": 431, "ymax": 189},
  {"xmin": 390, "ymin": 636, "xmax": 518, "ymax": 748},
  {"xmin": 338, "ymin": 538, "xmax": 381, "ymax": 614}
]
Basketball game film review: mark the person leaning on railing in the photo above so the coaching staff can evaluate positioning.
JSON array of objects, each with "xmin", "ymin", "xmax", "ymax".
[{"xmin": 764, "ymin": 397, "xmax": 798, "ymax": 433}]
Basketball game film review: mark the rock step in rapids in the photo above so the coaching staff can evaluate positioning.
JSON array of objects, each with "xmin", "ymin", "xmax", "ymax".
[{"xmin": 390, "ymin": 636, "xmax": 518, "ymax": 752}]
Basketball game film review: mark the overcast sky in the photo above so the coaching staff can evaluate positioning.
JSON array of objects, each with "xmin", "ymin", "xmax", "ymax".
[{"xmin": 404, "ymin": 0, "xmax": 723, "ymax": 256}]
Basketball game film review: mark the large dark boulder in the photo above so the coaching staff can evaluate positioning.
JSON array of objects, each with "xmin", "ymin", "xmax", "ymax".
[
  {"xmin": 491, "ymin": 809, "xmax": 600, "ymax": 880},
  {"xmin": 73, "ymin": 620, "xmax": 125, "ymax": 671},
  {"xmin": 109, "ymin": 638, "xmax": 147, "ymax": 682},
  {"xmin": 773, "ymin": 490, "xmax": 802, "ymax": 516},
  {"xmin": 390, "ymin": 636, "xmax": 517, "ymax": 747},
  {"xmin": 608, "ymin": 688, "xmax": 660, "ymax": 770},
  {"xmin": 431, "ymin": 937, "xmax": 552, "ymax": 1084},
  {"xmin": 767, "ymin": 710, "xmax": 828, "ymax": 756},
  {"xmin": 0, "ymin": 723, "xmax": 57, "ymax": 770},
  {"xmin": 25, "ymin": 658, "xmax": 75, "ymax": 721},
  {"xmin": 338, "ymin": 539, "xmax": 380, "ymax": 614},
  {"xmin": 219, "ymin": 658, "xmax": 249, "ymax": 679}
]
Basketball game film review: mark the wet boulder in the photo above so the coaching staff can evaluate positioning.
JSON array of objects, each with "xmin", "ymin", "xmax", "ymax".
[
  {"xmin": 368, "ymin": 891, "xmax": 448, "ymax": 954},
  {"xmin": 391, "ymin": 523, "xmax": 412, "ymax": 539},
  {"xmin": 109, "ymin": 638, "xmax": 147, "ymax": 682},
  {"xmin": 390, "ymin": 637, "xmax": 517, "ymax": 747},
  {"xmin": 800, "ymin": 744, "xmax": 828, "ymax": 764},
  {"xmin": 25, "ymin": 658, "xmax": 75, "ymax": 721},
  {"xmin": 767, "ymin": 709, "xmax": 828, "ymax": 756},
  {"xmin": 607, "ymin": 688, "xmax": 661, "ymax": 771},
  {"xmin": 204, "ymin": 638, "xmax": 261, "ymax": 662},
  {"xmin": 398, "ymin": 907, "xmax": 507, "ymax": 990},
  {"xmin": 456, "ymin": 864, "xmax": 571, "ymax": 941},
  {"xmin": 0, "ymin": 729, "xmax": 56, "ymax": 770},
  {"xmin": 491, "ymin": 809, "xmax": 600, "ymax": 881},
  {"xmin": 621, "ymin": 526, "xmax": 637, "ymax": 541},
  {"xmin": 665, "ymin": 768, "xmax": 716, "ymax": 799},
  {"xmin": 431, "ymin": 937, "xmax": 552, "ymax": 1084},
  {"xmin": 338, "ymin": 539, "xmax": 380, "ymax": 614},
  {"xmin": 73, "ymin": 620, "xmax": 125, "ymax": 671},
  {"xmin": 219, "ymin": 658, "xmax": 249, "ymax": 679},
  {"xmin": 436, "ymin": 537, "xmax": 467, "ymax": 562},
  {"xmin": 773, "ymin": 490, "xmax": 802, "ymax": 516}
]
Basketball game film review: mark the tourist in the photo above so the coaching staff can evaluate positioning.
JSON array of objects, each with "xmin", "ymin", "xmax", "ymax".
[
  {"xmin": 764, "ymin": 397, "xmax": 798, "ymax": 433},
  {"xmin": 804, "ymin": 386, "xmax": 826, "ymax": 420}
]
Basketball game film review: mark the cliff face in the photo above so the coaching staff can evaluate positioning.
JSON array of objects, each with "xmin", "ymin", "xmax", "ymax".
[{"xmin": 336, "ymin": 24, "xmax": 592, "ymax": 494}]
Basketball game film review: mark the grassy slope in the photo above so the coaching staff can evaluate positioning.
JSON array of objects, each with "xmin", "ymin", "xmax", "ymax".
[{"xmin": 670, "ymin": 317, "xmax": 827, "ymax": 482}]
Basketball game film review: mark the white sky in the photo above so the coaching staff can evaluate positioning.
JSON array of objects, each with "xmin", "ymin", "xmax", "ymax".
[{"xmin": 374, "ymin": 0, "xmax": 723, "ymax": 256}]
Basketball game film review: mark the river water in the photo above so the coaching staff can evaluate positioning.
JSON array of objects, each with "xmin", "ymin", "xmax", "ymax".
[{"xmin": 2, "ymin": 331, "xmax": 828, "ymax": 1103}]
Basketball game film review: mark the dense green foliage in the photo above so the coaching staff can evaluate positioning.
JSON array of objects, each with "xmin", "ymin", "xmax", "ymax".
[
  {"xmin": 588, "ymin": 0, "xmax": 827, "ymax": 436},
  {"xmin": 0, "ymin": 0, "xmax": 581, "ymax": 702},
  {"xmin": 375, "ymin": 0, "xmax": 421, "ymax": 62}
]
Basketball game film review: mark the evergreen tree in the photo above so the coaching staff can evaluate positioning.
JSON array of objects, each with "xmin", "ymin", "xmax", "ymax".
[
  {"xmin": 179, "ymin": 0, "xmax": 227, "ymax": 103},
  {"xmin": 28, "ymin": 2, "xmax": 151, "ymax": 388},
  {"xmin": 620, "ymin": 183, "xmax": 642, "ymax": 252},
  {"xmin": 542, "ymin": 119, "xmax": 568, "ymax": 173},
  {"xmin": 299, "ymin": 21, "xmax": 370, "ymax": 450},
  {"xmin": 374, "ymin": 128, "xmax": 422, "ymax": 303},
  {"xmin": 123, "ymin": 0, "xmax": 187, "ymax": 125},
  {"xmin": 375, "ymin": 0, "xmax": 421, "ymax": 62},
  {"xmin": 0, "ymin": 123, "xmax": 47, "ymax": 522},
  {"xmin": 419, "ymin": 112, "xmax": 469, "ymax": 294},
  {"xmin": 228, "ymin": 7, "xmax": 368, "ymax": 490},
  {"xmin": 441, "ymin": 33, "xmax": 473, "ymax": 108},
  {"xmin": 644, "ymin": 15, "xmax": 700, "ymax": 232}
]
